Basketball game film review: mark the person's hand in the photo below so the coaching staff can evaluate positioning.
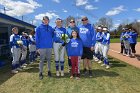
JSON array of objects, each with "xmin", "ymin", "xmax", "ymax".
[
  {"xmin": 62, "ymin": 42, "xmax": 66, "ymax": 46},
  {"xmin": 91, "ymin": 47, "xmax": 94, "ymax": 51}
]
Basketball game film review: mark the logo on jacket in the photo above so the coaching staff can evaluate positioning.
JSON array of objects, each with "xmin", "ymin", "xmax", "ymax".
[
  {"xmin": 80, "ymin": 28, "xmax": 89, "ymax": 34},
  {"xmin": 71, "ymin": 42, "xmax": 78, "ymax": 47}
]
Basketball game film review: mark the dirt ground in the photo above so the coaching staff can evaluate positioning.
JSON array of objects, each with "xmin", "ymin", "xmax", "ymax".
[{"xmin": 109, "ymin": 43, "xmax": 140, "ymax": 68}]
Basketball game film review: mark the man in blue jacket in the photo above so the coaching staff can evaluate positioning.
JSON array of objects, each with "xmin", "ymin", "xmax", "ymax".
[
  {"xmin": 36, "ymin": 16, "xmax": 54, "ymax": 79},
  {"xmin": 78, "ymin": 16, "xmax": 96, "ymax": 77}
]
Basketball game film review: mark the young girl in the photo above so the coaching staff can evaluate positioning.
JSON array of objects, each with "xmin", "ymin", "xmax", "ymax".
[
  {"xmin": 10, "ymin": 27, "xmax": 22, "ymax": 74},
  {"xmin": 67, "ymin": 30, "xmax": 83, "ymax": 79},
  {"xmin": 101, "ymin": 27, "xmax": 110, "ymax": 69},
  {"xmin": 29, "ymin": 30, "xmax": 36, "ymax": 63}
]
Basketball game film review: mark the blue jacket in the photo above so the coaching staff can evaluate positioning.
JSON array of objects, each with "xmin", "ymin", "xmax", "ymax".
[
  {"xmin": 78, "ymin": 23, "xmax": 96, "ymax": 48},
  {"xmin": 67, "ymin": 26, "xmax": 79, "ymax": 37},
  {"xmin": 120, "ymin": 31, "xmax": 126, "ymax": 41},
  {"xmin": 10, "ymin": 34, "xmax": 21, "ymax": 48},
  {"xmin": 129, "ymin": 31, "xmax": 138, "ymax": 44},
  {"xmin": 53, "ymin": 26, "xmax": 66, "ymax": 44},
  {"xmin": 66, "ymin": 38, "xmax": 83, "ymax": 56},
  {"xmin": 20, "ymin": 36, "xmax": 28, "ymax": 47},
  {"xmin": 96, "ymin": 32, "xmax": 103, "ymax": 42},
  {"xmin": 102, "ymin": 32, "xmax": 110, "ymax": 45},
  {"xmin": 35, "ymin": 24, "xmax": 54, "ymax": 49}
]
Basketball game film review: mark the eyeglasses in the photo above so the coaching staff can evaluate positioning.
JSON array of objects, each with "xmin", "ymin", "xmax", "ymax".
[
  {"xmin": 70, "ymin": 21, "xmax": 75, "ymax": 23},
  {"xmin": 82, "ymin": 19, "xmax": 88, "ymax": 21}
]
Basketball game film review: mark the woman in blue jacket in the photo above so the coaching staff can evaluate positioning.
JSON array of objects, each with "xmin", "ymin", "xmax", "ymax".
[{"xmin": 129, "ymin": 28, "xmax": 138, "ymax": 57}]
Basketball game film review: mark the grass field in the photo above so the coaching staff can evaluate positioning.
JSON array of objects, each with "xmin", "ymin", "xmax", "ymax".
[
  {"xmin": 0, "ymin": 55, "xmax": 140, "ymax": 93},
  {"xmin": 110, "ymin": 38, "xmax": 140, "ymax": 43}
]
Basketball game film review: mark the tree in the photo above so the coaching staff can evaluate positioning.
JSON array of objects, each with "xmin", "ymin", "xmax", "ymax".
[{"xmin": 96, "ymin": 17, "xmax": 113, "ymax": 30}]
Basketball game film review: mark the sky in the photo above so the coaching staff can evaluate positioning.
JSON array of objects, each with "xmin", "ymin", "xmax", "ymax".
[{"xmin": 0, "ymin": 0, "xmax": 140, "ymax": 28}]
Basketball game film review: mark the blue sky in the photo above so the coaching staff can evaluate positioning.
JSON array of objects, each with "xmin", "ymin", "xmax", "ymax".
[{"xmin": 0, "ymin": 0, "xmax": 140, "ymax": 28}]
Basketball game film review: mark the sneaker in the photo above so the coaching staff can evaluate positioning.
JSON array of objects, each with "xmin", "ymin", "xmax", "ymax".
[
  {"xmin": 123, "ymin": 54, "xmax": 126, "ymax": 56},
  {"xmin": 23, "ymin": 63, "xmax": 28, "ymax": 66},
  {"xmin": 56, "ymin": 71, "xmax": 60, "ymax": 77},
  {"xmin": 61, "ymin": 71, "xmax": 64, "ymax": 76},
  {"xmin": 89, "ymin": 70, "xmax": 93, "ymax": 77},
  {"xmin": 126, "ymin": 55, "xmax": 130, "ymax": 57},
  {"xmin": 21, "ymin": 65, "xmax": 26, "ymax": 68},
  {"xmin": 39, "ymin": 73, "xmax": 43, "ymax": 80},
  {"xmin": 98, "ymin": 60, "xmax": 102, "ymax": 64},
  {"xmin": 11, "ymin": 70, "xmax": 18, "ymax": 74},
  {"xmin": 106, "ymin": 65, "xmax": 110, "ymax": 69},
  {"xmin": 70, "ymin": 76, "xmax": 73, "ymax": 79},
  {"xmin": 16, "ymin": 68, "xmax": 22, "ymax": 71},
  {"xmin": 101, "ymin": 64, "xmax": 106, "ymax": 67},
  {"xmin": 76, "ymin": 77, "xmax": 80, "ymax": 80},
  {"xmin": 48, "ymin": 71, "xmax": 52, "ymax": 77},
  {"xmin": 94, "ymin": 58, "xmax": 99, "ymax": 62}
]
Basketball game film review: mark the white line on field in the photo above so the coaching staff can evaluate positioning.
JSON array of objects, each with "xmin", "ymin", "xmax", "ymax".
[{"xmin": 109, "ymin": 49, "xmax": 120, "ymax": 54}]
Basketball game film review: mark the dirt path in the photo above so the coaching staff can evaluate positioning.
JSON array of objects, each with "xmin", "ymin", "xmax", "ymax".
[{"xmin": 109, "ymin": 43, "xmax": 140, "ymax": 68}]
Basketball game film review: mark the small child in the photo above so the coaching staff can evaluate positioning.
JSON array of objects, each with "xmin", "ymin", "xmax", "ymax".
[
  {"xmin": 10, "ymin": 27, "xmax": 22, "ymax": 74},
  {"xmin": 66, "ymin": 30, "xmax": 83, "ymax": 79}
]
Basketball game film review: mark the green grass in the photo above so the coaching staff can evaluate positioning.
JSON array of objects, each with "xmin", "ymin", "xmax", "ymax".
[
  {"xmin": 110, "ymin": 38, "xmax": 140, "ymax": 43},
  {"xmin": 0, "ymin": 56, "xmax": 140, "ymax": 93}
]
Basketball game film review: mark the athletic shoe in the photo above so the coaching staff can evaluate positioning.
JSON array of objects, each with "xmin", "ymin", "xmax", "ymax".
[
  {"xmin": 126, "ymin": 55, "xmax": 130, "ymax": 57},
  {"xmin": 98, "ymin": 60, "xmax": 102, "ymax": 64},
  {"xmin": 61, "ymin": 71, "xmax": 64, "ymax": 76},
  {"xmin": 21, "ymin": 65, "xmax": 26, "ymax": 68},
  {"xmin": 11, "ymin": 70, "xmax": 18, "ymax": 74},
  {"xmin": 39, "ymin": 73, "xmax": 43, "ymax": 80},
  {"xmin": 106, "ymin": 65, "xmax": 110, "ymax": 69},
  {"xmin": 76, "ymin": 77, "xmax": 80, "ymax": 80},
  {"xmin": 101, "ymin": 64, "xmax": 106, "ymax": 67},
  {"xmin": 23, "ymin": 63, "xmax": 28, "ymax": 66},
  {"xmin": 16, "ymin": 67, "xmax": 22, "ymax": 71},
  {"xmin": 56, "ymin": 71, "xmax": 60, "ymax": 77},
  {"xmin": 48, "ymin": 71, "xmax": 52, "ymax": 77},
  {"xmin": 89, "ymin": 70, "xmax": 93, "ymax": 78},
  {"xmin": 70, "ymin": 76, "xmax": 73, "ymax": 79},
  {"xmin": 94, "ymin": 58, "xmax": 99, "ymax": 62}
]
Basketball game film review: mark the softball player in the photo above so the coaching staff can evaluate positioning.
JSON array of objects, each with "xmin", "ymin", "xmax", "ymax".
[
  {"xmin": 53, "ymin": 18, "xmax": 66, "ymax": 77},
  {"xmin": 94, "ymin": 26, "xmax": 103, "ymax": 64},
  {"xmin": 29, "ymin": 30, "xmax": 36, "ymax": 63},
  {"xmin": 10, "ymin": 27, "xmax": 22, "ymax": 74},
  {"xmin": 20, "ymin": 32, "xmax": 28, "ymax": 68},
  {"xmin": 101, "ymin": 27, "xmax": 110, "ymax": 69}
]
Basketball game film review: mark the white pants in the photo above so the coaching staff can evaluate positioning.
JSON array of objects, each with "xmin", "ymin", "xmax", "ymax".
[
  {"xmin": 123, "ymin": 40, "xmax": 130, "ymax": 50},
  {"xmin": 102, "ymin": 44, "xmax": 109, "ymax": 59},
  {"xmin": 53, "ymin": 42, "xmax": 65, "ymax": 61},
  {"xmin": 21, "ymin": 46, "xmax": 27, "ymax": 61},
  {"xmin": 11, "ymin": 47, "xmax": 21, "ymax": 65},
  {"xmin": 95, "ymin": 42, "xmax": 103, "ymax": 55},
  {"xmin": 29, "ymin": 44, "xmax": 36, "ymax": 52}
]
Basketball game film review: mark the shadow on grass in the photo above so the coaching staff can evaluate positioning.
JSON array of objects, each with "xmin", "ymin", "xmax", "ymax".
[
  {"xmin": 0, "ymin": 65, "xmax": 14, "ymax": 85},
  {"xmin": 109, "ymin": 60, "xmax": 127, "ymax": 68}
]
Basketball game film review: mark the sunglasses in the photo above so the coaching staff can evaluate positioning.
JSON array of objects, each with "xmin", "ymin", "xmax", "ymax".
[
  {"xmin": 70, "ymin": 21, "xmax": 75, "ymax": 23},
  {"xmin": 82, "ymin": 19, "xmax": 88, "ymax": 21}
]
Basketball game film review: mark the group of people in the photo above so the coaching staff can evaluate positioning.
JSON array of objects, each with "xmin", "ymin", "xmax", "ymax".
[
  {"xmin": 10, "ymin": 16, "xmax": 111, "ymax": 80},
  {"xmin": 120, "ymin": 28, "xmax": 138, "ymax": 57}
]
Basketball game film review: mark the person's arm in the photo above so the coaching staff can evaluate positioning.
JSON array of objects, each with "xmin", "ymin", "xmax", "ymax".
[
  {"xmin": 90, "ymin": 25, "xmax": 96, "ymax": 51},
  {"xmin": 103, "ymin": 33, "xmax": 110, "ymax": 41},
  {"xmin": 35, "ymin": 27, "xmax": 40, "ymax": 49},
  {"xmin": 10, "ymin": 35, "xmax": 14, "ymax": 48}
]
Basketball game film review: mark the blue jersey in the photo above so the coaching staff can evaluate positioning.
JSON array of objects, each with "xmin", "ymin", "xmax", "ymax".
[
  {"xmin": 66, "ymin": 26, "xmax": 79, "ymax": 37},
  {"xmin": 53, "ymin": 26, "xmax": 66, "ymax": 44},
  {"xmin": 123, "ymin": 31, "xmax": 130, "ymax": 41},
  {"xmin": 20, "ymin": 36, "xmax": 28, "ymax": 47},
  {"xmin": 129, "ymin": 31, "xmax": 138, "ymax": 44},
  {"xmin": 66, "ymin": 38, "xmax": 83, "ymax": 56},
  {"xmin": 36, "ymin": 24, "xmax": 54, "ymax": 49},
  {"xmin": 10, "ymin": 34, "xmax": 21, "ymax": 48},
  {"xmin": 120, "ymin": 31, "xmax": 126, "ymax": 41},
  {"xmin": 29, "ymin": 35, "xmax": 35, "ymax": 45},
  {"xmin": 102, "ymin": 32, "xmax": 110, "ymax": 45},
  {"xmin": 96, "ymin": 32, "xmax": 103, "ymax": 42},
  {"xmin": 78, "ymin": 23, "xmax": 96, "ymax": 47}
]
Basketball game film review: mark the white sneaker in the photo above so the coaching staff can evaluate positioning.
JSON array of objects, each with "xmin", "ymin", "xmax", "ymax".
[
  {"xmin": 101, "ymin": 64, "xmax": 106, "ymax": 67},
  {"xmin": 126, "ymin": 55, "xmax": 130, "ymax": 57},
  {"xmin": 94, "ymin": 58, "xmax": 99, "ymax": 62},
  {"xmin": 23, "ymin": 63, "xmax": 27, "ymax": 66},
  {"xmin": 21, "ymin": 65, "xmax": 26, "ymax": 68},
  {"xmin": 61, "ymin": 71, "xmax": 64, "ymax": 76},
  {"xmin": 98, "ymin": 60, "xmax": 102, "ymax": 64},
  {"xmin": 16, "ymin": 68, "xmax": 22, "ymax": 71},
  {"xmin": 106, "ymin": 65, "xmax": 110, "ymax": 69},
  {"xmin": 56, "ymin": 71, "xmax": 60, "ymax": 77},
  {"xmin": 11, "ymin": 70, "xmax": 18, "ymax": 74}
]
